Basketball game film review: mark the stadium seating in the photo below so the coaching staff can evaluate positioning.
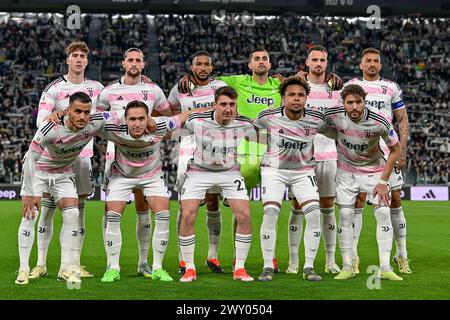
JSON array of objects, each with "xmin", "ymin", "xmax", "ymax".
[{"xmin": 0, "ymin": 13, "xmax": 448, "ymax": 185}]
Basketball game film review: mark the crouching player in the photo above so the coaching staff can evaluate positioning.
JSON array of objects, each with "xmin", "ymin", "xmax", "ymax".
[
  {"xmin": 100, "ymin": 100, "xmax": 208, "ymax": 282},
  {"xmin": 17, "ymin": 92, "xmax": 105, "ymax": 285},
  {"xmin": 325, "ymin": 85, "xmax": 403, "ymax": 281},
  {"xmin": 178, "ymin": 86, "xmax": 256, "ymax": 282}
]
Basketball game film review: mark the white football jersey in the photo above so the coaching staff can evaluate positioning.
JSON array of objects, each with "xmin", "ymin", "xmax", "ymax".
[
  {"xmin": 37, "ymin": 76, "xmax": 104, "ymax": 157},
  {"xmin": 325, "ymin": 106, "xmax": 399, "ymax": 174},
  {"xmin": 167, "ymin": 79, "xmax": 227, "ymax": 112},
  {"xmin": 306, "ymin": 81, "xmax": 341, "ymax": 162}
]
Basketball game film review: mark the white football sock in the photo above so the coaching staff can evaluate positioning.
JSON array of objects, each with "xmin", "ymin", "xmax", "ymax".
[
  {"xmin": 179, "ymin": 234, "xmax": 195, "ymax": 270},
  {"xmin": 321, "ymin": 207, "xmax": 337, "ymax": 265},
  {"xmin": 260, "ymin": 205, "xmax": 279, "ymax": 269},
  {"xmin": 136, "ymin": 210, "xmax": 151, "ymax": 266},
  {"xmin": 303, "ymin": 203, "xmax": 321, "ymax": 269},
  {"xmin": 352, "ymin": 207, "xmax": 363, "ymax": 259},
  {"xmin": 338, "ymin": 206, "xmax": 354, "ymax": 271},
  {"xmin": 177, "ymin": 206, "xmax": 183, "ymax": 264},
  {"xmin": 152, "ymin": 210, "xmax": 170, "ymax": 270},
  {"xmin": 104, "ymin": 211, "xmax": 122, "ymax": 271},
  {"xmin": 206, "ymin": 209, "xmax": 221, "ymax": 260},
  {"xmin": 390, "ymin": 206, "xmax": 407, "ymax": 259},
  {"xmin": 74, "ymin": 200, "xmax": 86, "ymax": 266},
  {"xmin": 235, "ymin": 233, "xmax": 252, "ymax": 270},
  {"xmin": 37, "ymin": 197, "xmax": 56, "ymax": 267},
  {"xmin": 102, "ymin": 210, "xmax": 108, "ymax": 266},
  {"xmin": 374, "ymin": 206, "xmax": 393, "ymax": 272},
  {"xmin": 18, "ymin": 210, "xmax": 38, "ymax": 272},
  {"xmin": 288, "ymin": 207, "xmax": 304, "ymax": 266},
  {"xmin": 60, "ymin": 206, "xmax": 79, "ymax": 274}
]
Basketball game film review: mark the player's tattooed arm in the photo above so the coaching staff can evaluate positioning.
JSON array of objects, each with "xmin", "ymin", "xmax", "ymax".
[{"xmin": 393, "ymin": 108, "xmax": 409, "ymax": 169}]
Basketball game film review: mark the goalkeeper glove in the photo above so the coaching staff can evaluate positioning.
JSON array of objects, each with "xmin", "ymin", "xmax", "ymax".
[{"xmin": 324, "ymin": 72, "xmax": 343, "ymax": 91}]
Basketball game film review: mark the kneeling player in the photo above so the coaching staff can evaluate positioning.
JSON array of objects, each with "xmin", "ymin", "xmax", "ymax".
[
  {"xmin": 325, "ymin": 85, "xmax": 403, "ymax": 281},
  {"xmin": 178, "ymin": 87, "xmax": 256, "ymax": 282},
  {"xmin": 100, "ymin": 101, "xmax": 205, "ymax": 282},
  {"xmin": 17, "ymin": 92, "xmax": 105, "ymax": 285}
]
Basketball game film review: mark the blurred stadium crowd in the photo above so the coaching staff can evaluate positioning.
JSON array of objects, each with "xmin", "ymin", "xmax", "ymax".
[{"xmin": 0, "ymin": 13, "xmax": 448, "ymax": 185}]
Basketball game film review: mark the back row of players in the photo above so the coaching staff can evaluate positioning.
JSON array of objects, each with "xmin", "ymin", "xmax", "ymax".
[{"xmin": 16, "ymin": 41, "xmax": 411, "ymax": 284}]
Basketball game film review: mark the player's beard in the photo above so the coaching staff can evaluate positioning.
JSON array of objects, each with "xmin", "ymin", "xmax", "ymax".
[
  {"xmin": 126, "ymin": 68, "xmax": 141, "ymax": 78},
  {"xmin": 310, "ymin": 67, "xmax": 325, "ymax": 77},
  {"xmin": 253, "ymin": 65, "xmax": 268, "ymax": 76},
  {"xmin": 193, "ymin": 71, "xmax": 210, "ymax": 82}
]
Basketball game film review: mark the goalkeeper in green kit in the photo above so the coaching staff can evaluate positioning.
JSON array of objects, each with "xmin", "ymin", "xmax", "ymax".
[{"xmin": 178, "ymin": 47, "xmax": 343, "ymax": 272}]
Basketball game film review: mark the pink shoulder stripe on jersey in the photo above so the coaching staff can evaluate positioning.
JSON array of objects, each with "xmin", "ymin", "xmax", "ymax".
[
  {"xmin": 38, "ymin": 103, "xmax": 54, "ymax": 112},
  {"xmin": 337, "ymin": 162, "xmax": 384, "ymax": 174},
  {"xmin": 108, "ymin": 92, "xmax": 157, "ymax": 103},
  {"xmin": 360, "ymin": 86, "xmax": 394, "ymax": 96},
  {"xmin": 314, "ymin": 151, "xmax": 338, "ymax": 161},
  {"xmin": 307, "ymin": 91, "xmax": 340, "ymax": 100},
  {"xmin": 57, "ymin": 89, "xmax": 101, "ymax": 100}
]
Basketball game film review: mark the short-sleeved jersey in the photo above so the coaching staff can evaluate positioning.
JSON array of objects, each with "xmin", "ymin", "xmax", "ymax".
[
  {"xmin": 100, "ymin": 116, "xmax": 181, "ymax": 178},
  {"xmin": 97, "ymin": 76, "xmax": 169, "ymax": 116},
  {"xmin": 168, "ymin": 79, "xmax": 227, "ymax": 112},
  {"xmin": 30, "ymin": 112, "xmax": 109, "ymax": 172},
  {"xmin": 217, "ymin": 75, "xmax": 281, "ymax": 119},
  {"xmin": 37, "ymin": 76, "xmax": 104, "ymax": 157},
  {"xmin": 254, "ymin": 106, "xmax": 327, "ymax": 171},
  {"xmin": 345, "ymin": 77, "xmax": 405, "ymax": 118},
  {"xmin": 306, "ymin": 82, "xmax": 341, "ymax": 162},
  {"xmin": 325, "ymin": 106, "xmax": 399, "ymax": 174},
  {"xmin": 345, "ymin": 77, "xmax": 405, "ymax": 156},
  {"xmin": 184, "ymin": 110, "xmax": 256, "ymax": 172}
]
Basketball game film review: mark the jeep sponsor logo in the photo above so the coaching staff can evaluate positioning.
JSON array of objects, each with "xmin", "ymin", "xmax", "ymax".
[
  {"xmin": 277, "ymin": 138, "xmax": 308, "ymax": 150},
  {"xmin": 0, "ymin": 190, "xmax": 17, "ymax": 199},
  {"xmin": 192, "ymin": 100, "xmax": 214, "ymax": 109},
  {"xmin": 366, "ymin": 100, "xmax": 385, "ymax": 110},
  {"xmin": 341, "ymin": 138, "xmax": 368, "ymax": 152},
  {"xmin": 125, "ymin": 150, "xmax": 153, "ymax": 158},
  {"xmin": 246, "ymin": 94, "xmax": 275, "ymax": 107},
  {"xmin": 55, "ymin": 144, "xmax": 86, "ymax": 155}
]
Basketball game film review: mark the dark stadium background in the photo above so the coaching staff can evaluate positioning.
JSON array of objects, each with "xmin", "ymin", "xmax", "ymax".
[{"xmin": 0, "ymin": 0, "xmax": 448, "ymax": 200}]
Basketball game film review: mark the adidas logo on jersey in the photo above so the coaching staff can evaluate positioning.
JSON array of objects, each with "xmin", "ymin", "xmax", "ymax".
[
  {"xmin": 116, "ymin": 96, "xmax": 124, "ymax": 101},
  {"xmin": 64, "ymin": 94, "xmax": 71, "ymax": 99}
]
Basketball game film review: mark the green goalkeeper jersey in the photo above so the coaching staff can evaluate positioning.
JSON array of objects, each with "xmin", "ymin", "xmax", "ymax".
[{"xmin": 217, "ymin": 74, "xmax": 282, "ymax": 119}]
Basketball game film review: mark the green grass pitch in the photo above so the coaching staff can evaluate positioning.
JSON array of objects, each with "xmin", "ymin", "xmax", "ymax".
[{"xmin": 0, "ymin": 200, "xmax": 449, "ymax": 300}]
